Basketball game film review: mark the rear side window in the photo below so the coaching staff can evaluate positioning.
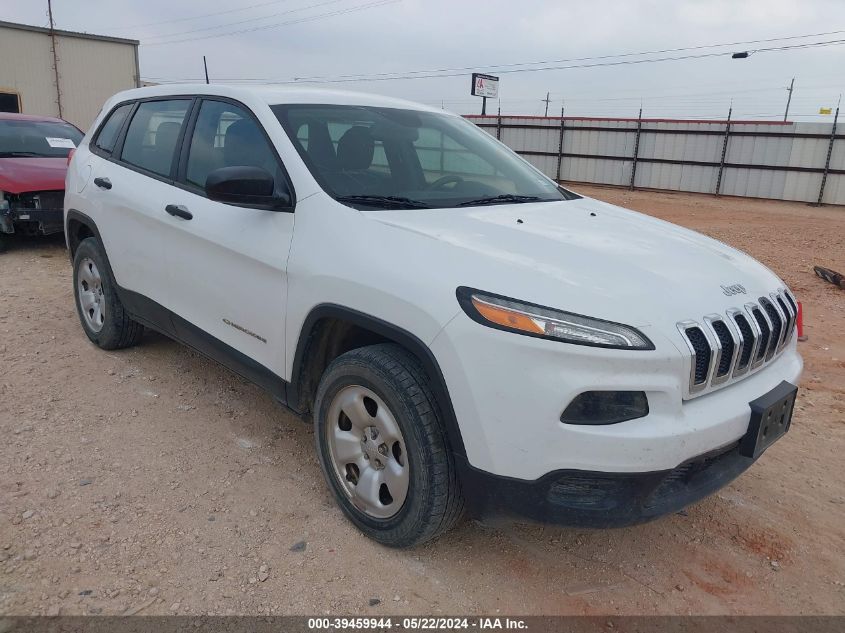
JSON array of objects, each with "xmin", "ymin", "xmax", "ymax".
[
  {"xmin": 120, "ymin": 100, "xmax": 191, "ymax": 178},
  {"xmin": 94, "ymin": 103, "xmax": 133, "ymax": 153},
  {"xmin": 185, "ymin": 99, "xmax": 280, "ymax": 189}
]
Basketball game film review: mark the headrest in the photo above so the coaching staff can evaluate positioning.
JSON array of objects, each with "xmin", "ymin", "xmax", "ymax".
[
  {"xmin": 224, "ymin": 119, "xmax": 265, "ymax": 166},
  {"xmin": 336, "ymin": 126, "xmax": 374, "ymax": 171},
  {"xmin": 155, "ymin": 122, "xmax": 181, "ymax": 150}
]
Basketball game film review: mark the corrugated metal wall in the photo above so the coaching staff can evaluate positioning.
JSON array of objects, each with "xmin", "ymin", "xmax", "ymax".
[
  {"xmin": 0, "ymin": 24, "xmax": 138, "ymax": 130},
  {"xmin": 466, "ymin": 115, "xmax": 845, "ymax": 206}
]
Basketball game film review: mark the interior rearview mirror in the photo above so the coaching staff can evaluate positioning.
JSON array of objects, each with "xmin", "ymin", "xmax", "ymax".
[{"xmin": 205, "ymin": 166, "xmax": 292, "ymax": 210}]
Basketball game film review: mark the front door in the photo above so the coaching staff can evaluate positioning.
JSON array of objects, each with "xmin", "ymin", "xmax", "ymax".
[{"xmin": 161, "ymin": 98, "xmax": 294, "ymax": 381}]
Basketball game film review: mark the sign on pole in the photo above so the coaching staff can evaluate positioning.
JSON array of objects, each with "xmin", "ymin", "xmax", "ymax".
[{"xmin": 471, "ymin": 73, "xmax": 499, "ymax": 99}]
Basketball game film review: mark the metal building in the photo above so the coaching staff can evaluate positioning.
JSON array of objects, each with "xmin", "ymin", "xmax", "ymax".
[{"xmin": 0, "ymin": 20, "xmax": 139, "ymax": 130}]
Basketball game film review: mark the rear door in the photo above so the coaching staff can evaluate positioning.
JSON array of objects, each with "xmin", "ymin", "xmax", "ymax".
[
  {"xmin": 88, "ymin": 98, "xmax": 193, "ymax": 313},
  {"xmin": 161, "ymin": 97, "xmax": 295, "ymax": 379}
]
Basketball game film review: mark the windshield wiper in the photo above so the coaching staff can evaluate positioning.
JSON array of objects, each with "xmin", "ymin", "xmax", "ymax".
[
  {"xmin": 457, "ymin": 194, "xmax": 544, "ymax": 207},
  {"xmin": 0, "ymin": 151, "xmax": 43, "ymax": 158},
  {"xmin": 336, "ymin": 194, "xmax": 430, "ymax": 209}
]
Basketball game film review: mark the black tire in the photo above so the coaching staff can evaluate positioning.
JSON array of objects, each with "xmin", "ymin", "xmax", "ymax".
[
  {"xmin": 314, "ymin": 343, "xmax": 464, "ymax": 547},
  {"xmin": 72, "ymin": 237, "xmax": 144, "ymax": 350},
  {"xmin": 0, "ymin": 234, "xmax": 7, "ymax": 253}
]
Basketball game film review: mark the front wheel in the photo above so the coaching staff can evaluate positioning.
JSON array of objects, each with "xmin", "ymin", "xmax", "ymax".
[{"xmin": 313, "ymin": 344, "xmax": 464, "ymax": 547}]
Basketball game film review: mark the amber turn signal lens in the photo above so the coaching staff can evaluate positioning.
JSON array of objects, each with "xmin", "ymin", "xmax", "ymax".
[{"xmin": 471, "ymin": 297, "xmax": 545, "ymax": 335}]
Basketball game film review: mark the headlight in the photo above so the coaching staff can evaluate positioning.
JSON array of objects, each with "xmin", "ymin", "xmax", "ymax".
[{"xmin": 457, "ymin": 287, "xmax": 654, "ymax": 350}]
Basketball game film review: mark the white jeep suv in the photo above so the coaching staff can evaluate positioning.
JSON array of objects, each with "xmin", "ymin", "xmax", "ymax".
[{"xmin": 65, "ymin": 85, "xmax": 802, "ymax": 547}]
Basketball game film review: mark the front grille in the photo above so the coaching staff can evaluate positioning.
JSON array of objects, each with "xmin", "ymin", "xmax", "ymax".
[{"xmin": 678, "ymin": 288, "xmax": 794, "ymax": 395}]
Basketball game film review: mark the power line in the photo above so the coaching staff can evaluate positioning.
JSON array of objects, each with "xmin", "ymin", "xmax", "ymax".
[
  {"xmin": 101, "ymin": 0, "xmax": 295, "ymax": 31},
  {"xmin": 292, "ymin": 39, "xmax": 845, "ymax": 83},
  {"xmin": 279, "ymin": 28, "xmax": 845, "ymax": 83},
  {"xmin": 144, "ymin": 0, "xmax": 400, "ymax": 45},
  {"xmin": 142, "ymin": 0, "xmax": 350, "ymax": 41},
  {"xmin": 142, "ymin": 37, "xmax": 845, "ymax": 82}
]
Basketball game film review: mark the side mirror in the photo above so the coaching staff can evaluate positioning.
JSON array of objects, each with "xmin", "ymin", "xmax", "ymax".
[{"xmin": 205, "ymin": 166, "xmax": 292, "ymax": 209}]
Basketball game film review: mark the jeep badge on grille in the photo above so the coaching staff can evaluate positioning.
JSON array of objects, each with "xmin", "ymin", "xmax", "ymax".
[{"xmin": 721, "ymin": 283, "xmax": 746, "ymax": 296}]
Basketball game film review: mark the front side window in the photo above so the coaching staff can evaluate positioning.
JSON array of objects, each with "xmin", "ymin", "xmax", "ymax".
[
  {"xmin": 273, "ymin": 104, "xmax": 577, "ymax": 209},
  {"xmin": 120, "ymin": 99, "xmax": 191, "ymax": 177},
  {"xmin": 185, "ymin": 99, "xmax": 281, "ymax": 189},
  {"xmin": 0, "ymin": 118, "xmax": 83, "ymax": 158},
  {"xmin": 94, "ymin": 103, "xmax": 133, "ymax": 154}
]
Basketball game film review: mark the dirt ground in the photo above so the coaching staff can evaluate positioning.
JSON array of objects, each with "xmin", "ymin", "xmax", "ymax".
[{"xmin": 1, "ymin": 187, "xmax": 843, "ymax": 616}]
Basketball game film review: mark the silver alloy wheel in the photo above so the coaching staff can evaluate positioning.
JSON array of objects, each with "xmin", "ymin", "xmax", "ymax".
[
  {"xmin": 77, "ymin": 257, "xmax": 106, "ymax": 333},
  {"xmin": 326, "ymin": 385, "xmax": 410, "ymax": 519}
]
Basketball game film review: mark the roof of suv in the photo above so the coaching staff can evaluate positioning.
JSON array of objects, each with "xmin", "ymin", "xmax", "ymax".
[{"xmin": 106, "ymin": 84, "xmax": 448, "ymax": 115}]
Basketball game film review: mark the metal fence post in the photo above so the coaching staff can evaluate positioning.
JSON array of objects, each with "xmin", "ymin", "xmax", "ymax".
[
  {"xmin": 629, "ymin": 107, "xmax": 643, "ymax": 190},
  {"xmin": 496, "ymin": 105, "xmax": 502, "ymax": 140},
  {"xmin": 715, "ymin": 106, "xmax": 732, "ymax": 196},
  {"xmin": 816, "ymin": 105, "xmax": 839, "ymax": 206},
  {"xmin": 556, "ymin": 106, "xmax": 565, "ymax": 183}
]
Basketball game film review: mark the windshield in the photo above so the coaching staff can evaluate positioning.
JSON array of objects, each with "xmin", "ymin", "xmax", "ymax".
[
  {"xmin": 0, "ymin": 119, "xmax": 83, "ymax": 158},
  {"xmin": 272, "ymin": 104, "xmax": 579, "ymax": 209}
]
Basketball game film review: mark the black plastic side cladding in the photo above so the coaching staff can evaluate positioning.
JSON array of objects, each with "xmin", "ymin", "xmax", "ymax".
[{"xmin": 289, "ymin": 304, "xmax": 467, "ymax": 457}]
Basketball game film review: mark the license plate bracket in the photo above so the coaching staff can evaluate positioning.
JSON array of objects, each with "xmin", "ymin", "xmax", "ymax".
[{"xmin": 740, "ymin": 380, "xmax": 797, "ymax": 459}]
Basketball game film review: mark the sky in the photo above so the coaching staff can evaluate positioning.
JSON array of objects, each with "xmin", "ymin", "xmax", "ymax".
[{"xmin": 5, "ymin": 0, "xmax": 845, "ymax": 120}]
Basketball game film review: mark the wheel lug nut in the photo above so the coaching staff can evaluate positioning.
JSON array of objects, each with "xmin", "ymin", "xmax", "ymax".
[
  {"xmin": 378, "ymin": 444, "xmax": 388, "ymax": 456},
  {"xmin": 370, "ymin": 428, "xmax": 379, "ymax": 440}
]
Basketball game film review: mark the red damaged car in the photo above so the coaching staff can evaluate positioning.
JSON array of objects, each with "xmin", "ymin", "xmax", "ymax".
[{"xmin": 0, "ymin": 112, "xmax": 83, "ymax": 251}]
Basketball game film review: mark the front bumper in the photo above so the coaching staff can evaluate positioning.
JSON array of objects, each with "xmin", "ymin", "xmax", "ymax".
[
  {"xmin": 1, "ymin": 205, "xmax": 64, "ymax": 236},
  {"xmin": 458, "ymin": 440, "xmax": 753, "ymax": 527},
  {"xmin": 432, "ymin": 311, "xmax": 803, "ymax": 479}
]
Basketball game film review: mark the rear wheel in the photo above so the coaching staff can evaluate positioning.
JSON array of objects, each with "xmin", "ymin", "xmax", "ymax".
[
  {"xmin": 72, "ymin": 237, "xmax": 144, "ymax": 350},
  {"xmin": 314, "ymin": 344, "xmax": 464, "ymax": 547}
]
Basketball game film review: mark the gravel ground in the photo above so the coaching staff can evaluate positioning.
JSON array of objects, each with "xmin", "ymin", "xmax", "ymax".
[{"xmin": 1, "ymin": 187, "xmax": 843, "ymax": 616}]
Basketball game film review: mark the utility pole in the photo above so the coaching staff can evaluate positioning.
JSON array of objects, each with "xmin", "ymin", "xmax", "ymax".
[
  {"xmin": 783, "ymin": 77, "xmax": 794, "ymax": 121},
  {"xmin": 47, "ymin": 0, "xmax": 63, "ymax": 118},
  {"xmin": 203, "ymin": 56, "xmax": 210, "ymax": 84},
  {"xmin": 542, "ymin": 91, "xmax": 551, "ymax": 117}
]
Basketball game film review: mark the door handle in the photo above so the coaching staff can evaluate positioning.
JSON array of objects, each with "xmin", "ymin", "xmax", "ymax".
[
  {"xmin": 165, "ymin": 204, "xmax": 193, "ymax": 220},
  {"xmin": 93, "ymin": 177, "xmax": 112, "ymax": 190}
]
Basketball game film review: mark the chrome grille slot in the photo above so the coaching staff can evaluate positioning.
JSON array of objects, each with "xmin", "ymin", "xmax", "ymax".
[
  {"xmin": 784, "ymin": 291, "xmax": 798, "ymax": 321},
  {"xmin": 684, "ymin": 326, "xmax": 711, "ymax": 387},
  {"xmin": 776, "ymin": 293, "xmax": 794, "ymax": 348},
  {"xmin": 678, "ymin": 288, "xmax": 794, "ymax": 396},
  {"xmin": 759, "ymin": 297, "xmax": 783, "ymax": 360},
  {"xmin": 710, "ymin": 320, "xmax": 734, "ymax": 378},
  {"xmin": 731, "ymin": 312, "xmax": 755, "ymax": 372},
  {"xmin": 751, "ymin": 307, "xmax": 771, "ymax": 363}
]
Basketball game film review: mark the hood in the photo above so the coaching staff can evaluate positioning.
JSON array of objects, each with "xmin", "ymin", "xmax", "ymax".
[
  {"xmin": 366, "ymin": 197, "xmax": 784, "ymax": 330},
  {"xmin": 0, "ymin": 157, "xmax": 67, "ymax": 194}
]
